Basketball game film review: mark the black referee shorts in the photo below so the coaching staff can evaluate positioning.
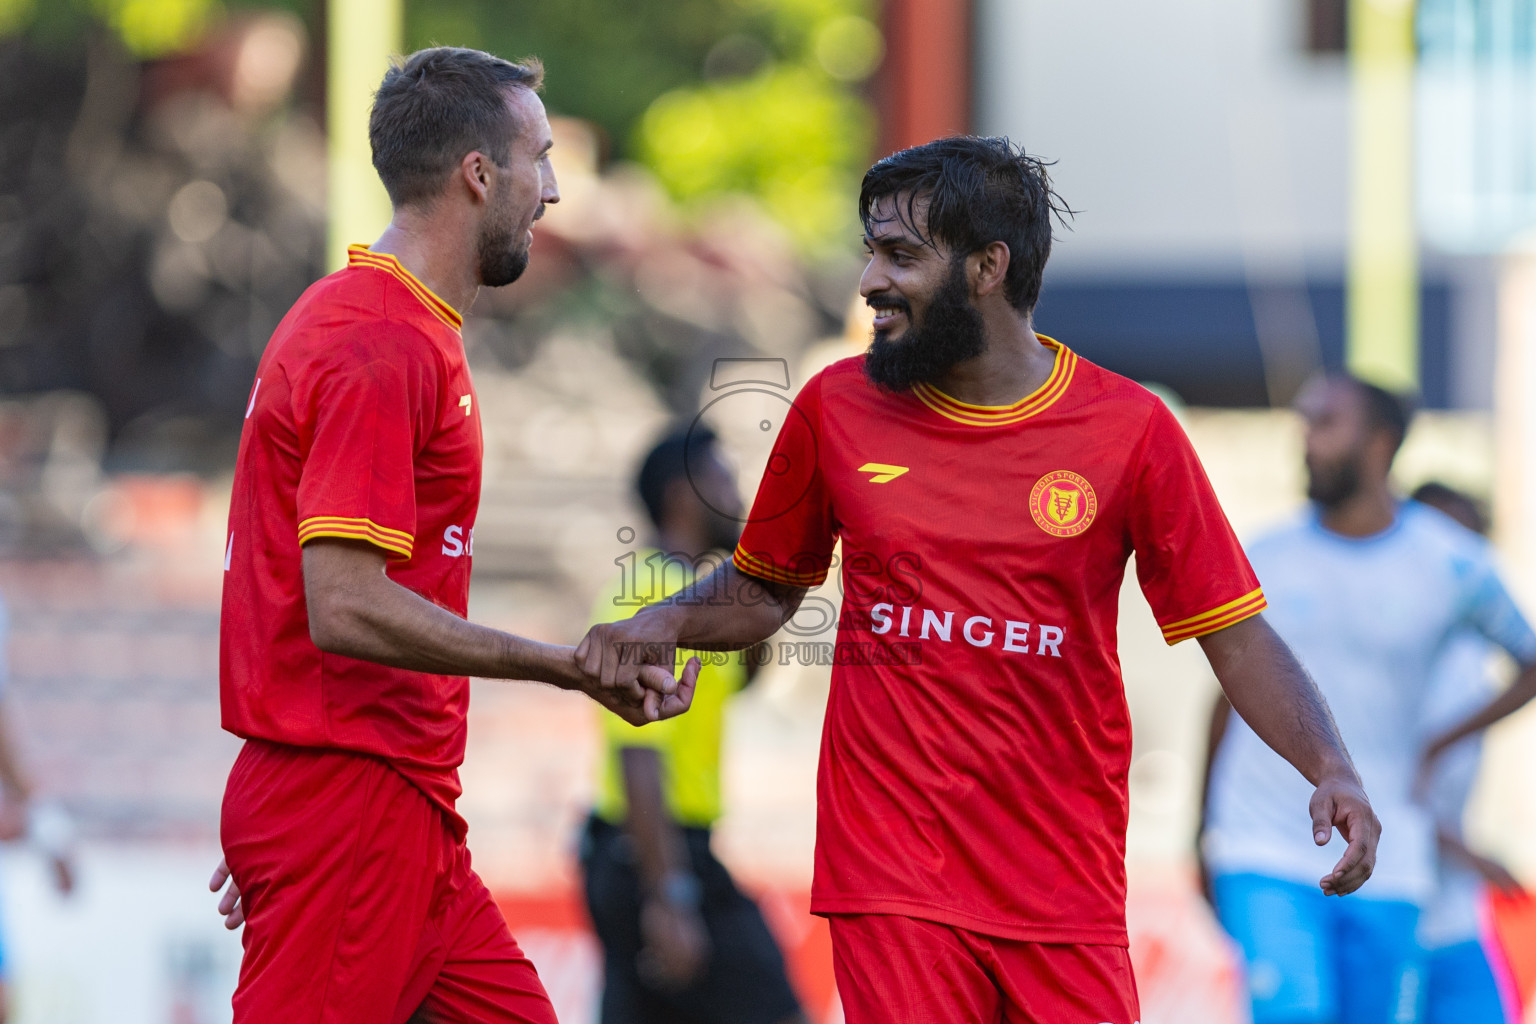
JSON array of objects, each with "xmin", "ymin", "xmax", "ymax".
[{"xmin": 579, "ymin": 814, "xmax": 803, "ymax": 1024}]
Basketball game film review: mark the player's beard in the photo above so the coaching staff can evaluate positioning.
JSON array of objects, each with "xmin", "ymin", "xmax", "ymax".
[
  {"xmin": 1306, "ymin": 451, "xmax": 1364, "ymax": 508},
  {"xmin": 477, "ymin": 200, "xmax": 530, "ymax": 288},
  {"xmin": 863, "ymin": 257, "xmax": 985, "ymax": 392}
]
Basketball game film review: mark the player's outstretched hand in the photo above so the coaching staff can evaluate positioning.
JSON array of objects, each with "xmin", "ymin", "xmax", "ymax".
[
  {"xmin": 210, "ymin": 857, "xmax": 245, "ymax": 929},
  {"xmin": 1310, "ymin": 773, "xmax": 1380, "ymax": 896}
]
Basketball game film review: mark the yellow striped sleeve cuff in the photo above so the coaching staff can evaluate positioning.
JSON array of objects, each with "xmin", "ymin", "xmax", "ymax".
[
  {"xmin": 298, "ymin": 516, "xmax": 414, "ymax": 560},
  {"xmin": 732, "ymin": 547, "xmax": 828, "ymax": 587},
  {"xmin": 1160, "ymin": 587, "xmax": 1267, "ymax": 645}
]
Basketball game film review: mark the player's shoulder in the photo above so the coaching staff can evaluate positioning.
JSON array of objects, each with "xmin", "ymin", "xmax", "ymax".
[
  {"xmin": 1055, "ymin": 346, "xmax": 1186, "ymax": 458},
  {"xmin": 811, "ymin": 354, "xmax": 867, "ymax": 393},
  {"xmin": 1062, "ymin": 347, "xmax": 1167, "ymax": 418},
  {"xmin": 783, "ymin": 354, "xmax": 871, "ymax": 417},
  {"xmin": 273, "ymin": 269, "xmax": 445, "ymax": 372},
  {"xmin": 1400, "ymin": 500, "xmax": 1493, "ymax": 563}
]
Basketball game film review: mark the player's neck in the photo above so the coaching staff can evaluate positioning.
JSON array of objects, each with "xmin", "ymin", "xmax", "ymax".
[
  {"xmin": 654, "ymin": 526, "xmax": 710, "ymax": 563},
  {"xmin": 369, "ymin": 216, "xmax": 481, "ymax": 318},
  {"xmin": 1317, "ymin": 484, "xmax": 1398, "ymax": 538},
  {"xmin": 931, "ymin": 314, "xmax": 1054, "ymax": 407}
]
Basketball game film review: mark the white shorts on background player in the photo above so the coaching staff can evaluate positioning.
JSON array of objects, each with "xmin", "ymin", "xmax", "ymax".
[{"xmin": 1205, "ymin": 501, "xmax": 1536, "ymax": 902}]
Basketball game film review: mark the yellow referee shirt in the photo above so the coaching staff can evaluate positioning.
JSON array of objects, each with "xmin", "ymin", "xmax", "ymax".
[{"xmin": 591, "ymin": 550, "xmax": 746, "ymax": 829}]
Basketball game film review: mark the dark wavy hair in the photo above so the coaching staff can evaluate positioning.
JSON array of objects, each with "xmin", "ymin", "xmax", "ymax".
[
  {"xmin": 637, "ymin": 427, "xmax": 717, "ymax": 531},
  {"xmin": 859, "ymin": 136, "xmax": 1072, "ymax": 313},
  {"xmin": 369, "ymin": 47, "xmax": 544, "ymax": 208}
]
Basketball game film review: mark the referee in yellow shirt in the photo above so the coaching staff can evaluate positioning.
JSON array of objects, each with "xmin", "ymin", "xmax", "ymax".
[{"xmin": 580, "ymin": 428, "xmax": 807, "ymax": 1024}]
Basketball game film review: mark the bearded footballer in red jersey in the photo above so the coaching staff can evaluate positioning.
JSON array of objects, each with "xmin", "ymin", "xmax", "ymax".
[
  {"xmin": 578, "ymin": 137, "xmax": 1381, "ymax": 1023},
  {"xmin": 208, "ymin": 48, "xmax": 695, "ymax": 1024}
]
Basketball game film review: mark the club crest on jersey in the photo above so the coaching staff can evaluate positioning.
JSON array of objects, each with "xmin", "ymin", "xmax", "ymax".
[{"xmin": 1030, "ymin": 470, "xmax": 1097, "ymax": 537}]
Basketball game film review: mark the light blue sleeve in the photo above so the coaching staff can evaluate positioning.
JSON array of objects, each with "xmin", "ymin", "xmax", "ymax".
[{"xmin": 1458, "ymin": 547, "xmax": 1536, "ymax": 666}]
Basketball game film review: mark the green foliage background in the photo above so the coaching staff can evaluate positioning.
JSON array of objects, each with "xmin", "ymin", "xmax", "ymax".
[
  {"xmin": 407, "ymin": 0, "xmax": 879, "ymax": 255},
  {"xmin": 0, "ymin": 0, "xmax": 879, "ymax": 254}
]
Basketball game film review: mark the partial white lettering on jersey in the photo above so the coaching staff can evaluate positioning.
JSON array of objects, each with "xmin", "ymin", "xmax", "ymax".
[
  {"xmin": 1003, "ymin": 620, "xmax": 1030, "ymax": 652},
  {"xmin": 224, "ymin": 532, "xmax": 233, "ymax": 571},
  {"xmin": 441, "ymin": 524, "xmax": 475, "ymax": 557},
  {"xmin": 245, "ymin": 378, "xmax": 261, "ymax": 419},
  {"xmin": 963, "ymin": 615, "xmax": 994, "ymax": 646},
  {"xmin": 459, "ymin": 393, "xmax": 472, "ymax": 416},
  {"xmin": 919, "ymin": 609, "xmax": 953, "ymax": 642}
]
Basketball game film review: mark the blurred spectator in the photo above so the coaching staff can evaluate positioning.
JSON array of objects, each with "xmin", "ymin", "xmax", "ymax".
[
  {"xmin": 0, "ymin": 590, "xmax": 76, "ymax": 1023},
  {"xmin": 1411, "ymin": 481, "xmax": 1527, "ymax": 1024},
  {"xmin": 579, "ymin": 428, "xmax": 806, "ymax": 1024},
  {"xmin": 1201, "ymin": 375, "xmax": 1536, "ymax": 1024}
]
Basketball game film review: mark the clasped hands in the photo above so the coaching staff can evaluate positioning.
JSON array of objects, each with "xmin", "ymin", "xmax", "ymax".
[
  {"xmin": 210, "ymin": 615, "xmax": 701, "ymax": 933},
  {"xmin": 572, "ymin": 612, "xmax": 699, "ymax": 727}
]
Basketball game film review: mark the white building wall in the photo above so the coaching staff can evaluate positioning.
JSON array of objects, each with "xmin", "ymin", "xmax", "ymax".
[{"xmin": 974, "ymin": 0, "xmax": 1351, "ymax": 280}]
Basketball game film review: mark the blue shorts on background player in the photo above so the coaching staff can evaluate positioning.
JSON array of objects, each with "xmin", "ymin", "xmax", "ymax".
[{"xmin": 1214, "ymin": 873, "xmax": 1420, "ymax": 1024}]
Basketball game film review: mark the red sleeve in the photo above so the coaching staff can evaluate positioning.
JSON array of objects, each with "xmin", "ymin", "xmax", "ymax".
[
  {"xmin": 1128, "ymin": 400, "xmax": 1266, "ymax": 644},
  {"xmin": 732, "ymin": 370, "xmax": 837, "ymax": 587},
  {"xmin": 293, "ymin": 323, "xmax": 440, "ymax": 561}
]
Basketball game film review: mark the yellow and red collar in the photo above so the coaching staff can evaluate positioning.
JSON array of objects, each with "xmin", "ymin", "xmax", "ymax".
[
  {"xmin": 347, "ymin": 244, "xmax": 464, "ymax": 331},
  {"xmin": 911, "ymin": 335, "xmax": 1077, "ymax": 427}
]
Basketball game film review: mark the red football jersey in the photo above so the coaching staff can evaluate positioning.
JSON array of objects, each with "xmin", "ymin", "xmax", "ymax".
[
  {"xmin": 221, "ymin": 245, "xmax": 483, "ymax": 836},
  {"xmin": 734, "ymin": 338, "xmax": 1264, "ymax": 944}
]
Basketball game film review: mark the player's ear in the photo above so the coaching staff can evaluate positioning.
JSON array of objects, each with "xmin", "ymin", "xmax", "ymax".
[
  {"xmin": 972, "ymin": 241, "xmax": 1011, "ymax": 298},
  {"xmin": 459, "ymin": 151, "xmax": 492, "ymax": 205}
]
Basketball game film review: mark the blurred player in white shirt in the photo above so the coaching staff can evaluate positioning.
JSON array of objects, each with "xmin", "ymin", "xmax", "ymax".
[{"xmin": 1201, "ymin": 376, "xmax": 1536, "ymax": 1024}]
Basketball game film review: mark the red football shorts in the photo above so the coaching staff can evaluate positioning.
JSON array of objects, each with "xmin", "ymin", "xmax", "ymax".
[
  {"xmin": 221, "ymin": 739, "xmax": 557, "ymax": 1024},
  {"xmin": 829, "ymin": 913, "xmax": 1140, "ymax": 1024}
]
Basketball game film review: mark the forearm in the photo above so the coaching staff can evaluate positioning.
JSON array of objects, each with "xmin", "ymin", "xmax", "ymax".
[
  {"xmin": 1198, "ymin": 693, "xmax": 1231, "ymax": 837},
  {"xmin": 1437, "ymin": 825, "xmax": 1470, "ymax": 863},
  {"xmin": 318, "ymin": 583, "xmax": 577, "ymax": 684},
  {"xmin": 636, "ymin": 563, "xmax": 802, "ymax": 650},
  {"xmin": 1426, "ymin": 662, "xmax": 1536, "ymax": 758},
  {"xmin": 303, "ymin": 542, "xmax": 580, "ymax": 687},
  {"xmin": 620, "ymin": 747, "xmax": 692, "ymax": 891},
  {"xmin": 1199, "ymin": 615, "xmax": 1357, "ymax": 786}
]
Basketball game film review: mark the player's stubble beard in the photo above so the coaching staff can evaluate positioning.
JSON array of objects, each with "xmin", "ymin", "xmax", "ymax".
[
  {"xmin": 477, "ymin": 190, "xmax": 532, "ymax": 288},
  {"xmin": 864, "ymin": 255, "xmax": 986, "ymax": 392},
  {"xmin": 1305, "ymin": 448, "xmax": 1365, "ymax": 509}
]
